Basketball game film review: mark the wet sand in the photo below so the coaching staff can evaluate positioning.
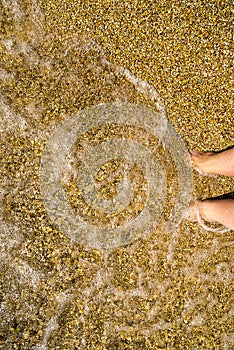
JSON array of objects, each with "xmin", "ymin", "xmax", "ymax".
[{"xmin": 0, "ymin": 1, "xmax": 233, "ymax": 349}]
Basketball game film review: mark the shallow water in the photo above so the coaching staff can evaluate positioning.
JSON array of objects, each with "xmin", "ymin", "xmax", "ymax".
[{"xmin": 0, "ymin": 1, "xmax": 233, "ymax": 349}]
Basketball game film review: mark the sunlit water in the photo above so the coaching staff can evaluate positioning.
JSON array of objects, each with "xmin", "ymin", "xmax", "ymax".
[{"xmin": 0, "ymin": 1, "xmax": 233, "ymax": 349}]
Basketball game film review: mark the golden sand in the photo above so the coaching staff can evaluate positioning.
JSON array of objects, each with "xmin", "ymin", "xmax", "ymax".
[{"xmin": 0, "ymin": 1, "xmax": 233, "ymax": 349}]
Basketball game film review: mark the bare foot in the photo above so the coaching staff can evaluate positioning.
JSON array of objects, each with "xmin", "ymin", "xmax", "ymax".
[
  {"xmin": 189, "ymin": 148, "xmax": 234, "ymax": 176},
  {"xmin": 189, "ymin": 150, "xmax": 216, "ymax": 175},
  {"xmin": 186, "ymin": 200, "xmax": 208, "ymax": 221},
  {"xmin": 186, "ymin": 199, "xmax": 234, "ymax": 231}
]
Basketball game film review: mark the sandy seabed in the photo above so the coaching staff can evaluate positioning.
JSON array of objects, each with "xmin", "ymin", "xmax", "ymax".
[{"xmin": 0, "ymin": 1, "xmax": 233, "ymax": 349}]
